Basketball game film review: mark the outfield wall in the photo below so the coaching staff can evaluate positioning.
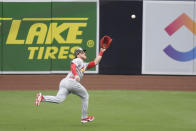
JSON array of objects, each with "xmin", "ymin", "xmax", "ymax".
[
  {"xmin": 99, "ymin": 0, "xmax": 142, "ymax": 75},
  {"xmin": 142, "ymin": 0, "xmax": 196, "ymax": 75},
  {"xmin": 0, "ymin": 0, "xmax": 196, "ymax": 75},
  {"xmin": 0, "ymin": 0, "xmax": 99, "ymax": 74}
]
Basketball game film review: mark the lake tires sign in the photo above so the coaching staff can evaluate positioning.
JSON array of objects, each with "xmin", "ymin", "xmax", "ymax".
[{"xmin": 0, "ymin": 1, "xmax": 98, "ymax": 74}]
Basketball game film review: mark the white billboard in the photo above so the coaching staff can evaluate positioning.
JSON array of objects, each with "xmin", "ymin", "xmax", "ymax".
[{"xmin": 142, "ymin": 1, "xmax": 196, "ymax": 75}]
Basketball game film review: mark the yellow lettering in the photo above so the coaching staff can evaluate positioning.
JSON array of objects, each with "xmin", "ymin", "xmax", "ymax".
[
  {"xmin": 45, "ymin": 23, "xmax": 87, "ymax": 44},
  {"xmin": 38, "ymin": 47, "xmax": 44, "ymax": 59},
  {"xmin": 45, "ymin": 23, "xmax": 68, "ymax": 44},
  {"xmin": 6, "ymin": 20, "xmax": 24, "ymax": 44},
  {"xmin": 28, "ymin": 47, "xmax": 39, "ymax": 59},
  {"xmin": 44, "ymin": 47, "xmax": 58, "ymax": 59},
  {"xmin": 26, "ymin": 23, "xmax": 47, "ymax": 44},
  {"xmin": 66, "ymin": 23, "xmax": 87, "ymax": 44},
  {"xmin": 58, "ymin": 46, "xmax": 70, "ymax": 59}
]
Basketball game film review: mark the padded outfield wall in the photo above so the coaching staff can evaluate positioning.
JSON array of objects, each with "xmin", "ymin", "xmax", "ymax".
[
  {"xmin": 1, "ymin": 0, "xmax": 196, "ymax": 75},
  {"xmin": 0, "ymin": 0, "xmax": 99, "ymax": 74},
  {"xmin": 0, "ymin": 0, "xmax": 143, "ymax": 75},
  {"xmin": 142, "ymin": 0, "xmax": 196, "ymax": 75}
]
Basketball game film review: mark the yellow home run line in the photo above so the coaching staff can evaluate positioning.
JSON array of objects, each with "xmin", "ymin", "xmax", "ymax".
[
  {"xmin": 23, "ymin": 18, "xmax": 88, "ymax": 21},
  {"xmin": 0, "ymin": 18, "xmax": 13, "ymax": 20}
]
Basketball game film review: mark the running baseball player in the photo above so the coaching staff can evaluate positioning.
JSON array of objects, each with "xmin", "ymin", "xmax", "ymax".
[{"xmin": 35, "ymin": 36, "xmax": 112, "ymax": 123}]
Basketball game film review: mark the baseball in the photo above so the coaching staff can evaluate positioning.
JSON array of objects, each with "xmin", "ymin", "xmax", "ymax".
[{"xmin": 131, "ymin": 14, "xmax": 136, "ymax": 19}]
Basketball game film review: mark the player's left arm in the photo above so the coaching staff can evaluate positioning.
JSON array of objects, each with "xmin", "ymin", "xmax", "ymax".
[
  {"xmin": 94, "ymin": 48, "xmax": 106, "ymax": 65},
  {"xmin": 86, "ymin": 48, "xmax": 106, "ymax": 70}
]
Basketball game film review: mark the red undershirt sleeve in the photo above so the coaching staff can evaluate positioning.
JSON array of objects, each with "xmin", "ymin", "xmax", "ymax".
[
  {"xmin": 87, "ymin": 61, "xmax": 96, "ymax": 70},
  {"xmin": 71, "ymin": 63, "xmax": 77, "ymax": 76}
]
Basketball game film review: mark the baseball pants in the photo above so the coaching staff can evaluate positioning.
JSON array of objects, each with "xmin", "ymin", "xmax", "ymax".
[{"xmin": 43, "ymin": 78, "xmax": 89, "ymax": 119}]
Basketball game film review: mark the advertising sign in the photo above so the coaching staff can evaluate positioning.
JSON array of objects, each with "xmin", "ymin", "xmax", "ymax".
[
  {"xmin": 0, "ymin": 0, "xmax": 98, "ymax": 74},
  {"xmin": 142, "ymin": 0, "xmax": 196, "ymax": 75}
]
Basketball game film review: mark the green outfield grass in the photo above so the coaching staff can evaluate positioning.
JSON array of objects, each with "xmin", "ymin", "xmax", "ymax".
[{"xmin": 0, "ymin": 90, "xmax": 196, "ymax": 131}]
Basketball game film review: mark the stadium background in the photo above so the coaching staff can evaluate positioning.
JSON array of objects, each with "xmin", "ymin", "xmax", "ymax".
[
  {"xmin": 0, "ymin": 0, "xmax": 196, "ymax": 131},
  {"xmin": 0, "ymin": 0, "xmax": 196, "ymax": 90}
]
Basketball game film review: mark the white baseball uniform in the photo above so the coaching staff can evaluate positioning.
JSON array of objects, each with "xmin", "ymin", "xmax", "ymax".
[{"xmin": 43, "ymin": 58, "xmax": 93, "ymax": 119}]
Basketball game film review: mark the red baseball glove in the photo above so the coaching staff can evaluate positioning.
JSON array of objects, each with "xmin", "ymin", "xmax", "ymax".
[{"xmin": 100, "ymin": 35, "xmax": 112, "ymax": 49}]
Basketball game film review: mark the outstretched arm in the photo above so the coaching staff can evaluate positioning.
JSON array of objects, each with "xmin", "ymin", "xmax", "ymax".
[
  {"xmin": 87, "ymin": 48, "xmax": 106, "ymax": 69},
  {"xmin": 94, "ymin": 48, "xmax": 106, "ymax": 65}
]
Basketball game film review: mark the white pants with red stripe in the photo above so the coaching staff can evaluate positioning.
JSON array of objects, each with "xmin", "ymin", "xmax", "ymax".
[{"xmin": 43, "ymin": 78, "xmax": 89, "ymax": 119}]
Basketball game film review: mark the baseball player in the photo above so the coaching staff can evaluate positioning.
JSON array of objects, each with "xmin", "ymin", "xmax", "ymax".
[{"xmin": 35, "ymin": 47, "xmax": 107, "ymax": 123}]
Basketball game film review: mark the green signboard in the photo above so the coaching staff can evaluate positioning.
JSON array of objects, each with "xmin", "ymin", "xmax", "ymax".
[
  {"xmin": 0, "ymin": 2, "xmax": 2, "ymax": 72},
  {"xmin": 0, "ymin": 0, "xmax": 98, "ymax": 74}
]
